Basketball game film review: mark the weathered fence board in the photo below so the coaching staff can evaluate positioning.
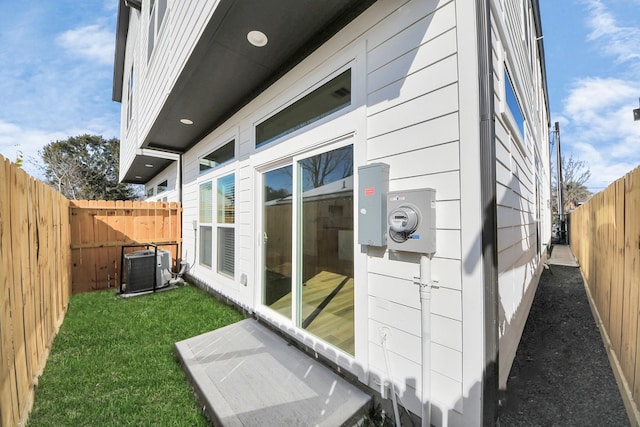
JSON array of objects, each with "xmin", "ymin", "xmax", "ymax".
[
  {"xmin": 1, "ymin": 153, "xmax": 183, "ymax": 426},
  {"xmin": 571, "ymin": 165, "xmax": 640, "ymax": 423},
  {"xmin": 0, "ymin": 155, "xmax": 72, "ymax": 427},
  {"xmin": 69, "ymin": 200, "xmax": 182, "ymax": 294}
]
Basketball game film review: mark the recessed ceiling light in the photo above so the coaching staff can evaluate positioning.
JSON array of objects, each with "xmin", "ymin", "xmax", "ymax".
[
  {"xmin": 247, "ymin": 30, "xmax": 268, "ymax": 47},
  {"xmin": 145, "ymin": 164, "xmax": 154, "ymax": 168},
  {"xmin": 180, "ymin": 118, "xmax": 193, "ymax": 125},
  {"xmin": 135, "ymin": 175, "xmax": 142, "ymax": 179}
]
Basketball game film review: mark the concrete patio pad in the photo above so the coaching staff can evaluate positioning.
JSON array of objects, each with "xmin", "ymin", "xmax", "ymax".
[
  {"xmin": 175, "ymin": 318, "xmax": 371, "ymax": 426},
  {"xmin": 547, "ymin": 244, "xmax": 579, "ymax": 267}
]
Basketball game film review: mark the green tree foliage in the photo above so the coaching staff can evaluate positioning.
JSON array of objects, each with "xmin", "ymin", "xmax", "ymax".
[
  {"xmin": 39, "ymin": 134, "xmax": 136, "ymax": 200},
  {"xmin": 14, "ymin": 150, "xmax": 23, "ymax": 168}
]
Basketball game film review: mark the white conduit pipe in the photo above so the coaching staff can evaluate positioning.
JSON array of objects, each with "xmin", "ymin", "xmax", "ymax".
[
  {"xmin": 420, "ymin": 254, "xmax": 433, "ymax": 427},
  {"xmin": 380, "ymin": 328, "xmax": 401, "ymax": 427}
]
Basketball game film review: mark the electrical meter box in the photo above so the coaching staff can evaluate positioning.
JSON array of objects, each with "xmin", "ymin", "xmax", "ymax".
[
  {"xmin": 357, "ymin": 163, "xmax": 389, "ymax": 246},
  {"xmin": 387, "ymin": 188, "xmax": 436, "ymax": 253}
]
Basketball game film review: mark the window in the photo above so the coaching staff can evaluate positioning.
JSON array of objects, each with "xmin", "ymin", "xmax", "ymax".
[
  {"xmin": 504, "ymin": 69, "xmax": 525, "ymax": 137},
  {"xmin": 198, "ymin": 174, "xmax": 235, "ymax": 276},
  {"xmin": 200, "ymin": 140, "xmax": 235, "ymax": 174},
  {"xmin": 127, "ymin": 64, "xmax": 134, "ymax": 127},
  {"xmin": 146, "ymin": 187, "xmax": 154, "ymax": 197},
  {"xmin": 216, "ymin": 174, "xmax": 235, "ymax": 277},
  {"xmin": 199, "ymin": 182, "xmax": 213, "ymax": 267},
  {"xmin": 256, "ymin": 69, "xmax": 351, "ymax": 148},
  {"xmin": 157, "ymin": 180, "xmax": 168, "ymax": 193},
  {"xmin": 147, "ymin": 0, "xmax": 167, "ymax": 62}
]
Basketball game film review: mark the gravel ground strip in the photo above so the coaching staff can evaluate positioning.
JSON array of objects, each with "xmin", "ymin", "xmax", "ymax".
[{"xmin": 498, "ymin": 265, "xmax": 629, "ymax": 426}]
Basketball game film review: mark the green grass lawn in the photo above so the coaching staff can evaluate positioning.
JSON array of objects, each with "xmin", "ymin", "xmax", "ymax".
[{"xmin": 28, "ymin": 284, "xmax": 245, "ymax": 426}]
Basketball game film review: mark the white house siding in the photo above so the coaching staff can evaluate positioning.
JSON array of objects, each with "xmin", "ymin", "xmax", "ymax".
[
  {"xmin": 491, "ymin": 0, "xmax": 551, "ymax": 387},
  {"xmin": 119, "ymin": 0, "xmax": 222, "ymax": 180},
  {"xmin": 365, "ymin": 0, "xmax": 467, "ymax": 423},
  {"xmin": 118, "ymin": 0, "xmax": 550, "ymax": 425},
  {"xmin": 119, "ymin": 9, "xmax": 140, "ymax": 178},
  {"xmin": 175, "ymin": 1, "xmax": 470, "ymax": 424},
  {"xmin": 144, "ymin": 162, "xmax": 179, "ymax": 202}
]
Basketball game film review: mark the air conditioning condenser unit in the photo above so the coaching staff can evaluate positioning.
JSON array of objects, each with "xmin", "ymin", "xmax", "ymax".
[{"xmin": 121, "ymin": 249, "xmax": 172, "ymax": 294}]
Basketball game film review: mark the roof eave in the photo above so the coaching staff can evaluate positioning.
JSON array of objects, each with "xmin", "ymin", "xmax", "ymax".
[
  {"xmin": 531, "ymin": 0, "xmax": 551, "ymax": 127},
  {"xmin": 112, "ymin": 0, "xmax": 130, "ymax": 103}
]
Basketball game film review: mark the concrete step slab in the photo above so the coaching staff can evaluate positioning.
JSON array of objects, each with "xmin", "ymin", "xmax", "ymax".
[{"xmin": 175, "ymin": 318, "xmax": 371, "ymax": 426}]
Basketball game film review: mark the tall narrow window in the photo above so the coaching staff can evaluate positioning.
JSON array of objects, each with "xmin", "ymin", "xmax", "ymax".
[
  {"xmin": 505, "ymin": 69, "xmax": 525, "ymax": 137},
  {"xmin": 216, "ymin": 174, "xmax": 235, "ymax": 277},
  {"xmin": 147, "ymin": 0, "xmax": 167, "ymax": 62},
  {"xmin": 127, "ymin": 65, "xmax": 134, "ymax": 127},
  {"xmin": 199, "ymin": 182, "xmax": 213, "ymax": 267},
  {"xmin": 256, "ymin": 69, "xmax": 351, "ymax": 148}
]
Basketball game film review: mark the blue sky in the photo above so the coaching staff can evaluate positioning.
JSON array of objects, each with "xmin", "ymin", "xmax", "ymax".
[
  {"xmin": 0, "ymin": 0, "xmax": 638, "ymax": 193},
  {"xmin": 540, "ymin": 0, "xmax": 640, "ymax": 191},
  {"xmin": 0, "ymin": 0, "xmax": 119, "ymax": 177}
]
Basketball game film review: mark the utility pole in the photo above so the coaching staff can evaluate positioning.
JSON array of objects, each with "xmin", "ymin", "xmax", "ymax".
[{"xmin": 554, "ymin": 122, "xmax": 565, "ymax": 243}]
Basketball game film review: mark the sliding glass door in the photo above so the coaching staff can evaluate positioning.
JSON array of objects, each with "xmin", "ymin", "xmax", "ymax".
[
  {"xmin": 262, "ymin": 165, "xmax": 293, "ymax": 319},
  {"xmin": 261, "ymin": 145, "xmax": 354, "ymax": 354}
]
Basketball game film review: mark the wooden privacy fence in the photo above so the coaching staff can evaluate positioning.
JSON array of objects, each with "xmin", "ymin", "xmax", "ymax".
[
  {"xmin": 570, "ymin": 165, "xmax": 640, "ymax": 423},
  {"xmin": 0, "ymin": 156, "xmax": 72, "ymax": 427},
  {"xmin": 70, "ymin": 200, "xmax": 182, "ymax": 294}
]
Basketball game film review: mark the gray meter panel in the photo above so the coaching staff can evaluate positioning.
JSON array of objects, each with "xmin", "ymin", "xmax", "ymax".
[
  {"xmin": 357, "ymin": 163, "xmax": 389, "ymax": 246},
  {"xmin": 387, "ymin": 188, "xmax": 436, "ymax": 253}
]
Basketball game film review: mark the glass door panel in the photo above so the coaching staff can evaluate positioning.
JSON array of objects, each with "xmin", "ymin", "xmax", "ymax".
[
  {"xmin": 262, "ymin": 166, "xmax": 293, "ymax": 319},
  {"xmin": 298, "ymin": 145, "xmax": 354, "ymax": 354}
]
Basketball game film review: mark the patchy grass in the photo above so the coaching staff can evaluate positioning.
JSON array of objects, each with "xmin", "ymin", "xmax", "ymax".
[{"xmin": 28, "ymin": 284, "xmax": 245, "ymax": 426}]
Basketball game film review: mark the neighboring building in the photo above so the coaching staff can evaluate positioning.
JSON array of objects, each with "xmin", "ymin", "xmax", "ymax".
[{"xmin": 113, "ymin": 0, "xmax": 551, "ymax": 425}]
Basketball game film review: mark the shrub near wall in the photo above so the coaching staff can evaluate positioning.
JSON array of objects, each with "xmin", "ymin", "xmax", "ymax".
[{"xmin": 0, "ymin": 155, "xmax": 72, "ymax": 427}]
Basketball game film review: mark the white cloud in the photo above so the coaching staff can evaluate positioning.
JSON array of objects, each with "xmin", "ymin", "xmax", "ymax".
[
  {"xmin": 584, "ymin": 0, "xmax": 640, "ymax": 64},
  {"xmin": 561, "ymin": 77, "xmax": 640, "ymax": 171},
  {"xmin": 56, "ymin": 24, "xmax": 114, "ymax": 65},
  {"xmin": 0, "ymin": 118, "xmax": 120, "ymax": 181},
  {"xmin": 0, "ymin": 120, "xmax": 67, "ymax": 178},
  {"xmin": 555, "ymin": 2, "xmax": 640, "ymax": 193},
  {"xmin": 564, "ymin": 78, "xmax": 637, "ymax": 118},
  {"xmin": 103, "ymin": 0, "xmax": 119, "ymax": 12}
]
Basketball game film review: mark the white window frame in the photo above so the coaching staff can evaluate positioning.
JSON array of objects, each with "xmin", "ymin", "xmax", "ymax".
[
  {"xmin": 500, "ymin": 61, "xmax": 527, "ymax": 157},
  {"xmin": 215, "ymin": 173, "xmax": 235, "ymax": 278},
  {"xmin": 254, "ymin": 137, "xmax": 356, "ymax": 352},
  {"xmin": 199, "ymin": 138, "xmax": 236, "ymax": 175},
  {"xmin": 252, "ymin": 64, "xmax": 355, "ymax": 154},
  {"xmin": 197, "ymin": 158, "xmax": 236, "ymax": 277},
  {"xmin": 198, "ymin": 181, "xmax": 213, "ymax": 268}
]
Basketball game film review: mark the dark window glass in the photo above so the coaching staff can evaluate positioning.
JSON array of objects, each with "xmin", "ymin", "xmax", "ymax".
[
  {"xmin": 200, "ymin": 140, "xmax": 235, "ymax": 174},
  {"xmin": 256, "ymin": 69, "xmax": 351, "ymax": 148},
  {"xmin": 157, "ymin": 180, "xmax": 168, "ymax": 193}
]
